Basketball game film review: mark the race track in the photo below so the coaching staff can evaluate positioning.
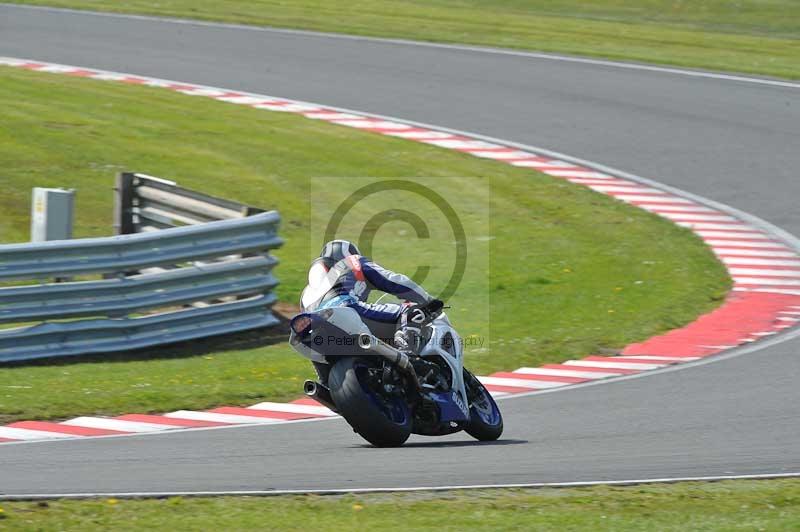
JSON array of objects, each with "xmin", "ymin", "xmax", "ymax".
[{"xmin": 1, "ymin": 4, "xmax": 799, "ymax": 495}]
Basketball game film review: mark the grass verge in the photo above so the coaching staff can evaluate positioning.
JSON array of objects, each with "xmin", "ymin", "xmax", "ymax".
[
  {"xmin": 7, "ymin": 0, "xmax": 800, "ymax": 79},
  {"xmin": 0, "ymin": 66, "xmax": 729, "ymax": 423},
  {"xmin": 1, "ymin": 479, "xmax": 799, "ymax": 530}
]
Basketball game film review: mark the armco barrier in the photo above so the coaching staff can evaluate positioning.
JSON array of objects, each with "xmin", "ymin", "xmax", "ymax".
[
  {"xmin": 0, "ymin": 213, "xmax": 281, "ymax": 281},
  {"xmin": 115, "ymin": 172, "xmax": 264, "ymax": 234},
  {"xmin": 0, "ymin": 175, "xmax": 282, "ymax": 363}
]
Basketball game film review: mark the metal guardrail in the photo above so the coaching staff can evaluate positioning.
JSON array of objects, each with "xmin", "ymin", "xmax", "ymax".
[
  {"xmin": 115, "ymin": 172, "xmax": 264, "ymax": 234},
  {"xmin": 0, "ymin": 173, "xmax": 282, "ymax": 363},
  {"xmin": 0, "ymin": 295, "xmax": 279, "ymax": 362},
  {"xmin": 0, "ymin": 212, "xmax": 281, "ymax": 281},
  {"xmin": 0, "ymin": 256, "xmax": 278, "ymax": 323}
]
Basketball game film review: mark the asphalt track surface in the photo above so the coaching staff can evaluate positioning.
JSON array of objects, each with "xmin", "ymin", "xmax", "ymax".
[{"xmin": 1, "ymin": 4, "xmax": 799, "ymax": 495}]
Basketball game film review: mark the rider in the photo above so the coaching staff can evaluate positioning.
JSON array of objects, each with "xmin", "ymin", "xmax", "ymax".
[{"xmin": 300, "ymin": 239, "xmax": 443, "ymax": 356}]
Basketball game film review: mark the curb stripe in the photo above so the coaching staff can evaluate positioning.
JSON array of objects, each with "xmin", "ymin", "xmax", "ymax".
[
  {"xmin": 0, "ymin": 427, "xmax": 73, "ymax": 440},
  {"xmin": 209, "ymin": 407, "xmax": 313, "ymax": 421},
  {"xmin": 638, "ymin": 204, "xmax": 717, "ymax": 213},
  {"xmin": 542, "ymin": 363, "xmax": 640, "ymax": 375},
  {"xmin": 164, "ymin": 411, "xmax": 284, "ymax": 424},
  {"xmin": 722, "ymin": 258, "xmax": 800, "ymax": 267},
  {"xmin": 481, "ymin": 383, "xmax": 542, "ymax": 393},
  {"xmin": 582, "ymin": 356, "xmax": 680, "ymax": 365},
  {"xmin": 62, "ymin": 417, "xmax": 177, "ymax": 432},
  {"xmin": 115, "ymin": 414, "xmax": 232, "ymax": 427},
  {"xmin": 7, "ymin": 421, "xmax": 128, "ymax": 437},
  {"xmin": 729, "ymin": 268, "xmax": 800, "ymax": 277},
  {"xmin": 565, "ymin": 360, "xmax": 664, "ymax": 370},
  {"xmin": 479, "ymin": 376, "xmax": 561, "ymax": 389},
  {"xmin": 705, "ymin": 239, "xmax": 788, "ymax": 249},
  {"xmin": 247, "ymin": 402, "xmax": 337, "ymax": 416},
  {"xmin": 513, "ymin": 367, "xmax": 622, "ymax": 379},
  {"xmin": 715, "ymin": 249, "xmax": 795, "ymax": 258},
  {"xmin": 617, "ymin": 355, "xmax": 701, "ymax": 362},
  {"xmin": 490, "ymin": 371, "xmax": 589, "ymax": 384}
]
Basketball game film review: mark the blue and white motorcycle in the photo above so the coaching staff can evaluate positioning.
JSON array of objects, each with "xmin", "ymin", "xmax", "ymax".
[{"xmin": 289, "ymin": 301, "xmax": 503, "ymax": 447}]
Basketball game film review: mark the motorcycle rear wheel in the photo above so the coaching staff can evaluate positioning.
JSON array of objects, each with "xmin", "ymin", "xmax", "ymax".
[{"xmin": 328, "ymin": 356, "xmax": 412, "ymax": 447}]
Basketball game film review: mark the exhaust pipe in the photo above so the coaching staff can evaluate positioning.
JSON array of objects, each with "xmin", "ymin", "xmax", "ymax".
[
  {"xmin": 303, "ymin": 380, "xmax": 338, "ymax": 413},
  {"xmin": 358, "ymin": 334, "xmax": 412, "ymax": 370},
  {"xmin": 358, "ymin": 334, "xmax": 421, "ymax": 390}
]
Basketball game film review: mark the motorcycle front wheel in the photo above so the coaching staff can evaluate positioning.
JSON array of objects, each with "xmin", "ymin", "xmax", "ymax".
[
  {"xmin": 328, "ymin": 356, "xmax": 412, "ymax": 447},
  {"xmin": 463, "ymin": 368, "xmax": 504, "ymax": 441}
]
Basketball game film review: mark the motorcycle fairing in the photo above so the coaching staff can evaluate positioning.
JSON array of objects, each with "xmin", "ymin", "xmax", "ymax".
[{"xmin": 418, "ymin": 320, "xmax": 471, "ymax": 420}]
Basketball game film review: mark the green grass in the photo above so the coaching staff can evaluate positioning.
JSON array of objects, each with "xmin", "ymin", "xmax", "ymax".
[
  {"xmin": 8, "ymin": 0, "xmax": 800, "ymax": 79},
  {"xmin": 0, "ymin": 66, "xmax": 729, "ymax": 423},
  {"xmin": 1, "ymin": 479, "xmax": 799, "ymax": 530}
]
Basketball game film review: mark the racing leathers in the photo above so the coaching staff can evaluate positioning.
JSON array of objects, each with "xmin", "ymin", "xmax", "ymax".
[{"xmin": 300, "ymin": 254, "xmax": 434, "ymax": 355}]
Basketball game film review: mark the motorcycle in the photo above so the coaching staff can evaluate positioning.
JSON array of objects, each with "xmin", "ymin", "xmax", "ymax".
[{"xmin": 288, "ymin": 300, "xmax": 503, "ymax": 447}]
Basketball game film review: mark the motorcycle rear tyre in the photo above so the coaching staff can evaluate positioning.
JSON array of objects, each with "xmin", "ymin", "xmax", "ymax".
[{"xmin": 329, "ymin": 357, "xmax": 412, "ymax": 447}]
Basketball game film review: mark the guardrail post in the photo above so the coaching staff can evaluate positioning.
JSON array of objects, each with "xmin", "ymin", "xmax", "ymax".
[{"xmin": 114, "ymin": 172, "xmax": 136, "ymax": 235}]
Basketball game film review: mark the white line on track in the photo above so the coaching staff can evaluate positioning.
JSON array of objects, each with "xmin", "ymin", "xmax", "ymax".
[{"xmin": 3, "ymin": 472, "xmax": 799, "ymax": 500}]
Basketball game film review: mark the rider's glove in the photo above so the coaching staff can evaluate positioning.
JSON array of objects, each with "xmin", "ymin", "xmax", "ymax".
[
  {"xmin": 405, "ymin": 299, "xmax": 444, "ymax": 326},
  {"xmin": 425, "ymin": 299, "xmax": 444, "ymax": 317},
  {"xmin": 405, "ymin": 305, "xmax": 428, "ymax": 326}
]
